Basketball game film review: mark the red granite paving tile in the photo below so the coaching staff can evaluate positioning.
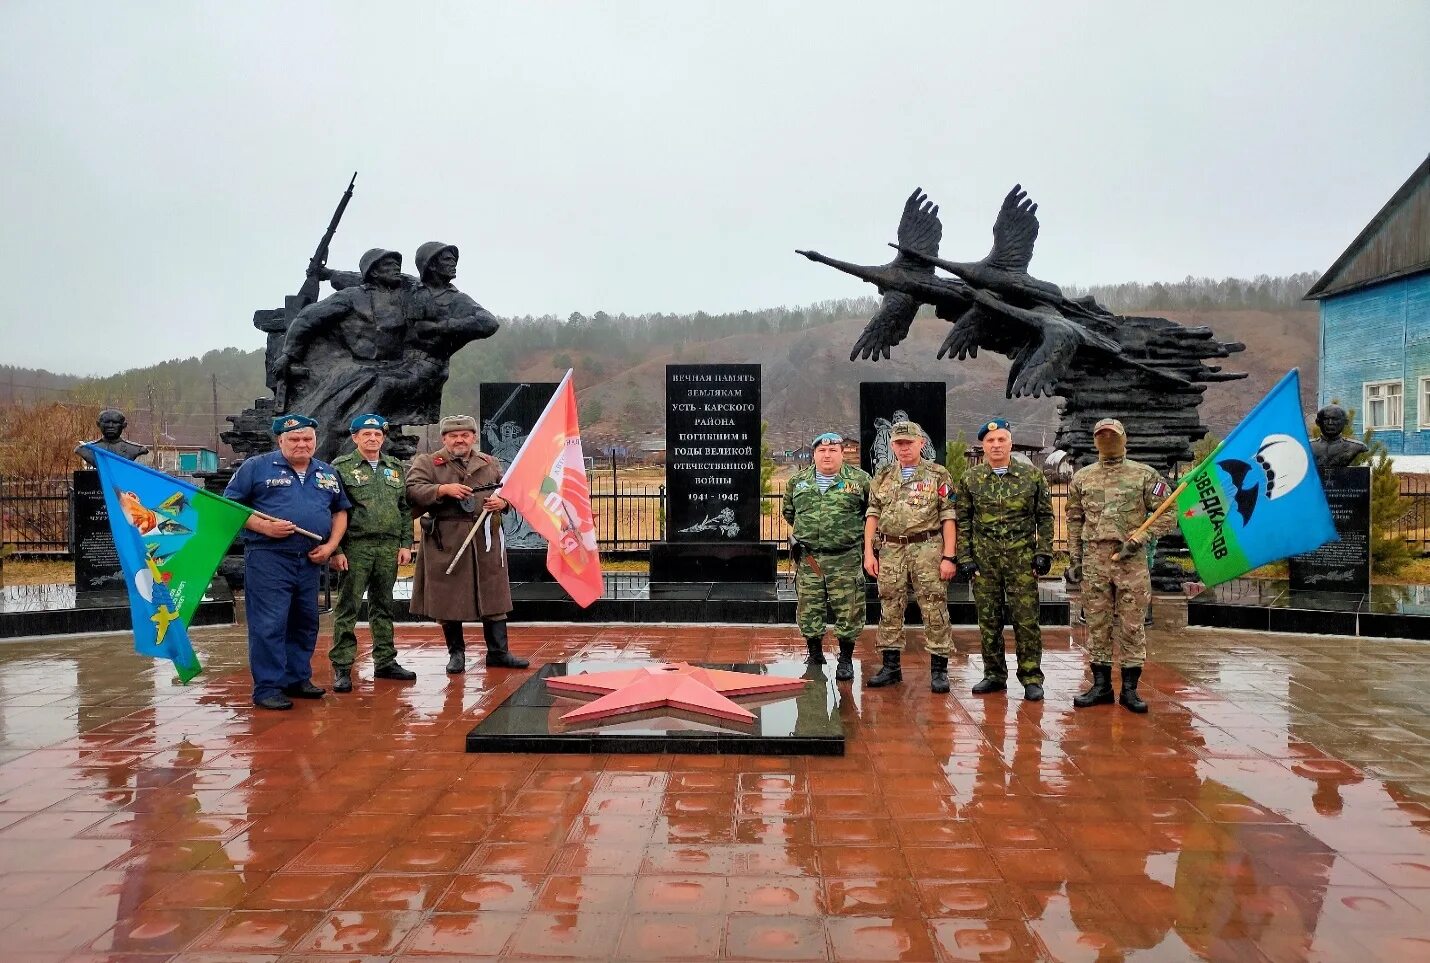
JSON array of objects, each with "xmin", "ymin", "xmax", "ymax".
[
  {"xmin": 823, "ymin": 876, "xmax": 923, "ymax": 917},
  {"xmin": 0, "ymin": 809, "xmax": 109, "ymax": 838},
  {"xmin": 615, "ymin": 912, "xmax": 724, "ymax": 960},
  {"xmin": 629, "ymin": 874, "xmax": 727, "ymax": 913},
  {"xmin": 1347, "ymin": 853, "xmax": 1430, "ymax": 888},
  {"xmin": 640, "ymin": 843, "xmax": 736, "ymax": 876},
  {"xmin": 550, "ymin": 842, "xmax": 647, "ymax": 875},
  {"xmin": 667, "ymin": 771, "xmax": 739, "ymax": 793},
  {"xmin": 532, "ymin": 872, "xmax": 635, "ymax": 912},
  {"xmin": 298, "ymin": 909, "xmax": 424, "ymax": 954},
  {"xmin": 732, "ymin": 816, "xmax": 815, "ymax": 846},
  {"xmin": 143, "ymin": 870, "xmax": 270, "ymax": 909},
  {"xmin": 376, "ymin": 841, "xmax": 477, "ymax": 873},
  {"xmin": 240, "ymin": 872, "xmax": 359, "ymax": 910},
  {"xmin": 723, "ymin": 914, "xmax": 828, "ymax": 961},
  {"xmin": 1, "ymin": 905, "xmax": 129, "ymax": 952},
  {"xmin": 400, "ymin": 813, "xmax": 491, "ymax": 844},
  {"xmin": 916, "ymin": 880, "xmax": 1023, "ymax": 920},
  {"xmin": 927, "ymin": 918, "xmax": 1042, "ymax": 962},
  {"xmin": 85, "ymin": 907, "xmax": 226, "ymax": 955},
  {"xmin": 990, "ymin": 848, "xmax": 1092, "ymax": 883},
  {"xmin": 725, "ymin": 875, "xmax": 824, "ymax": 915},
  {"xmin": 189, "ymin": 909, "xmax": 325, "ymax": 953},
  {"xmin": 461, "ymin": 843, "xmax": 557, "ymax": 874},
  {"xmin": 825, "ymin": 915, "xmax": 939, "ymax": 961},
  {"xmin": 196, "ymin": 835, "xmax": 308, "ymax": 872},
  {"xmin": 818, "ymin": 844, "xmax": 908, "ymax": 878},
  {"xmin": 284, "ymin": 841, "xmax": 390, "ymax": 874},
  {"xmin": 337, "ymin": 873, "xmax": 453, "ymax": 911},
  {"xmin": 903, "ymin": 846, "xmax": 1001, "ymax": 881},
  {"xmin": 505, "ymin": 910, "xmax": 622, "ymax": 959},
  {"xmin": 435, "ymin": 873, "xmax": 540, "ymax": 913}
]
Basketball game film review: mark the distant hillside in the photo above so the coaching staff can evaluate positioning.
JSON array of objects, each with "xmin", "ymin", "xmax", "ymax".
[{"xmin": 7, "ymin": 275, "xmax": 1319, "ymax": 456}]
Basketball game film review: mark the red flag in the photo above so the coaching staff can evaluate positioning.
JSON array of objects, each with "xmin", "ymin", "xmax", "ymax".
[{"xmin": 497, "ymin": 370, "xmax": 603, "ymax": 607}]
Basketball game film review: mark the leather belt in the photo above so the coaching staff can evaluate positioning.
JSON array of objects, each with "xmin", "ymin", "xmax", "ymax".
[{"xmin": 880, "ymin": 530, "xmax": 937, "ymax": 546}]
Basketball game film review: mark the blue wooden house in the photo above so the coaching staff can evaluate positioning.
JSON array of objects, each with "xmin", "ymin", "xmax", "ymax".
[{"xmin": 1308, "ymin": 154, "xmax": 1430, "ymax": 457}]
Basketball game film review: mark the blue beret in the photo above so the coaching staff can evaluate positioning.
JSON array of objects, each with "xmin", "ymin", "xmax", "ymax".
[
  {"xmin": 271, "ymin": 414, "xmax": 318, "ymax": 435},
  {"xmin": 349, "ymin": 413, "xmax": 388, "ymax": 434},
  {"xmin": 977, "ymin": 418, "xmax": 1011, "ymax": 441}
]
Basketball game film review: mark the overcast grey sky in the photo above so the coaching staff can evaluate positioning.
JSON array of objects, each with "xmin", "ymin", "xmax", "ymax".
[{"xmin": 2, "ymin": 0, "xmax": 1426, "ymax": 374}]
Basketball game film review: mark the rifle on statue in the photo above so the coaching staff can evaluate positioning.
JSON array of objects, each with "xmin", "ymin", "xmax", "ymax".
[{"xmin": 276, "ymin": 171, "xmax": 357, "ymax": 411}]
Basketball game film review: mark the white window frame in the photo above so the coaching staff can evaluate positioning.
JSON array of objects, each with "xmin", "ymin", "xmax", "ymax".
[
  {"xmin": 1364, "ymin": 379, "xmax": 1403, "ymax": 431},
  {"xmin": 1419, "ymin": 377, "xmax": 1430, "ymax": 430}
]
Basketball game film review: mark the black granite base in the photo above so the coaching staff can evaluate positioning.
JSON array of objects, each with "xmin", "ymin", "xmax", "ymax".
[
  {"xmin": 1187, "ymin": 579, "xmax": 1430, "ymax": 640},
  {"xmin": 372, "ymin": 575, "xmax": 1073, "ymax": 627},
  {"xmin": 1, "ymin": 582, "xmax": 236, "ymax": 639},
  {"xmin": 504, "ymin": 549, "xmax": 555, "ymax": 583},
  {"xmin": 649, "ymin": 542, "xmax": 778, "ymax": 582},
  {"xmin": 467, "ymin": 659, "xmax": 845, "ymax": 755}
]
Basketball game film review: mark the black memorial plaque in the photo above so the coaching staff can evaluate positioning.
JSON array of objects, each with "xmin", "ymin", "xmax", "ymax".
[
  {"xmin": 666, "ymin": 365, "xmax": 761, "ymax": 540},
  {"xmin": 1289, "ymin": 466, "xmax": 1371, "ymax": 594},
  {"xmin": 72, "ymin": 469, "xmax": 124, "ymax": 596},
  {"xmin": 859, "ymin": 382, "xmax": 947, "ymax": 475},
  {"xmin": 481, "ymin": 382, "xmax": 559, "ymax": 581}
]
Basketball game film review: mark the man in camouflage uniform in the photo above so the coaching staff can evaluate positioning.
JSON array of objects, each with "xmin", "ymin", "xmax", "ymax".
[
  {"xmin": 329, "ymin": 413, "xmax": 416, "ymax": 691},
  {"xmin": 955, "ymin": 419, "xmax": 1053, "ymax": 701},
  {"xmin": 863, "ymin": 421, "xmax": 959, "ymax": 692},
  {"xmin": 1066, "ymin": 418, "xmax": 1174, "ymax": 713},
  {"xmin": 783, "ymin": 431, "xmax": 871, "ymax": 682}
]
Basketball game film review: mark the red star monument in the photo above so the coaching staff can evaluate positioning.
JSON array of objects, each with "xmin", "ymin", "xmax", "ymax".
[{"xmin": 545, "ymin": 662, "xmax": 808, "ymax": 724}]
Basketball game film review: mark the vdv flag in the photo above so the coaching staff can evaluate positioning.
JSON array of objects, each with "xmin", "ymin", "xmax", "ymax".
[
  {"xmin": 85, "ymin": 446, "xmax": 253, "ymax": 682},
  {"xmin": 497, "ymin": 370, "xmax": 604, "ymax": 607},
  {"xmin": 1175, "ymin": 369, "xmax": 1336, "ymax": 586}
]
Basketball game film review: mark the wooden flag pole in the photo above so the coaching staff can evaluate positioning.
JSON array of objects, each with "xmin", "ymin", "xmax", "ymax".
[
  {"xmin": 253, "ymin": 511, "xmax": 323, "ymax": 542},
  {"xmin": 445, "ymin": 509, "xmax": 493, "ymax": 575}
]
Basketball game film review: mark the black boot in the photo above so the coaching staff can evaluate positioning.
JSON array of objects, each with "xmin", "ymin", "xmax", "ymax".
[
  {"xmin": 374, "ymin": 661, "xmax": 417, "ymax": 681},
  {"xmin": 834, "ymin": 639, "xmax": 855, "ymax": 682},
  {"xmin": 1073, "ymin": 664, "xmax": 1115, "ymax": 708},
  {"xmin": 442, "ymin": 621, "xmax": 466, "ymax": 675},
  {"xmin": 1120, "ymin": 665, "xmax": 1148, "ymax": 714},
  {"xmin": 930, "ymin": 655, "xmax": 950, "ymax": 694},
  {"xmin": 804, "ymin": 637, "xmax": 826, "ymax": 665},
  {"xmin": 867, "ymin": 650, "xmax": 902, "ymax": 687},
  {"xmin": 483, "ymin": 619, "xmax": 529, "ymax": 669},
  {"xmin": 971, "ymin": 677, "xmax": 1007, "ymax": 695},
  {"xmin": 332, "ymin": 663, "xmax": 352, "ymax": 693}
]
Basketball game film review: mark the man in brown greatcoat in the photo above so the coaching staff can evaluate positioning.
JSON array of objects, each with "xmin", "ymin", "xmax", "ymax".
[{"xmin": 406, "ymin": 414, "xmax": 527, "ymax": 673}]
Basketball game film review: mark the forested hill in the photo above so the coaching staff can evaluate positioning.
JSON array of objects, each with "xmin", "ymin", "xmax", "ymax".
[{"xmin": 9, "ymin": 274, "xmax": 1319, "ymax": 453}]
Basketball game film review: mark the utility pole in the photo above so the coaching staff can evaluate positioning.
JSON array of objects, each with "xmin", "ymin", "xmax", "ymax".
[{"xmin": 211, "ymin": 373, "xmax": 220, "ymax": 453}]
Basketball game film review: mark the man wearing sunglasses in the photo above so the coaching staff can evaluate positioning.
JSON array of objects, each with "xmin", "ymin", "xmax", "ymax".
[{"xmin": 783, "ymin": 432, "xmax": 871, "ymax": 681}]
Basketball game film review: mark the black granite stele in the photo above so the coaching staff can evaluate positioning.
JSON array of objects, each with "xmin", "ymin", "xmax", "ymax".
[
  {"xmin": 376, "ymin": 575, "xmax": 1071, "ymax": 627},
  {"xmin": 1289, "ymin": 465, "xmax": 1371, "ymax": 593},
  {"xmin": 1187, "ymin": 577, "xmax": 1430, "ymax": 641},
  {"xmin": 1, "ymin": 582, "xmax": 235, "ymax": 639},
  {"xmin": 651, "ymin": 364, "xmax": 772, "ymax": 583},
  {"xmin": 860, "ymin": 381, "xmax": 947, "ymax": 475},
  {"xmin": 72, "ymin": 470, "xmax": 124, "ymax": 597},
  {"xmin": 467, "ymin": 659, "xmax": 845, "ymax": 755},
  {"xmin": 481, "ymin": 381, "xmax": 559, "ymax": 565}
]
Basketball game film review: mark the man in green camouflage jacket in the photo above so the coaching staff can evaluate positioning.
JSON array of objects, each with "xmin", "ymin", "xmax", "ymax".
[
  {"xmin": 783, "ymin": 431, "xmax": 871, "ymax": 682},
  {"xmin": 863, "ymin": 421, "xmax": 959, "ymax": 693},
  {"xmin": 1066, "ymin": 417, "xmax": 1175, "ymax": 713},
  {"xmin": 329, "ymin": 413, "xmax": 416, "ymax": 691},
  {"xmin": 955, "ymin": 419, "xmax": 1053, "ymax": 701}
]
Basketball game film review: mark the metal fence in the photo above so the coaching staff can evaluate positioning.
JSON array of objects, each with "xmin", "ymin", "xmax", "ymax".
[
  {"xmin": 0, "ymin": 477, "xmax": 73, "ymax": 555},
  {"xmin": 593, "ymin": 484, "xmax": 1075, "ymax": 555}
]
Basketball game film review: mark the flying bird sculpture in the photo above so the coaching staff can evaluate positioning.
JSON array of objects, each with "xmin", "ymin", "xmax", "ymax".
[{"xmin": 797, "ymin": 182, "xmax": 1247, "ymax": 474}]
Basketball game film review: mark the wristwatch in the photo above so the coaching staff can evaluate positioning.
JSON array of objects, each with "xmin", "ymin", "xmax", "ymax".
[{"xmin": 941, "ymin": 555, "xmax": 957, "ymax": 563}]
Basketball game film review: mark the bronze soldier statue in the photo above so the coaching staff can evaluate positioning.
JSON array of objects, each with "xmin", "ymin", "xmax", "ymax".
[
  {"xmin": 1309, "ymin": 404, "xmax": 1368, "ymax": 476},
  {"xmin": 76, "ymin": 409, "xmax": 150, "ymax": 466}
]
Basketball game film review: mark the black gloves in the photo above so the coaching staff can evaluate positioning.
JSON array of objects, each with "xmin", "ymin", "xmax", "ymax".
[
  {"xmin": 1114, "ymin": 538, "xmax": 1144, "ymax": 562},
  {"xmin": 1065, "ymin": 560, "xmax": 1083, "ymax": 584},
  {"xmin": 1032, "ymin": 554, "xmax": 1052, "ymax": 576},
  {"xmin": 959, "ymin": 562, "xmax": 979, "ymax": 581}
]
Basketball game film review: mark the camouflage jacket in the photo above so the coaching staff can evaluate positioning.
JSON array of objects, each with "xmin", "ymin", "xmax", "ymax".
[
  {"xmin": 332, "ymin": 450, "xmax": 412, "ymax": 545},
  {"xmin": 1066, "ymin": 456, "xmax": 1174, "ymax": 553},
  {"xmin": 954, "ymin": 461, "xmax": 1053, "ymax": 565},
  {"xmin": 866, "ymin": 459, "xmax": 957, "ymax": 538},
  {"xmin": 782, "ymin": 464, "xmax": 871, "ymax": 553}
]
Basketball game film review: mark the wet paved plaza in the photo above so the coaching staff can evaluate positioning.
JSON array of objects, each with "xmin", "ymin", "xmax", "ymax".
[{"xmin": 0, "ymin": 613, "xmax": 1427, "ymax": 961}]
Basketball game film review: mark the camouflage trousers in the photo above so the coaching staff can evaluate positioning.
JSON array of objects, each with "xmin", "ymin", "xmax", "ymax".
[
  {"xmin": 876, "ymin": 537, "xmax": 952, "ymax": 656},
  {"xmin": 794, "ymin": 546, "xmax": 866, "ymax": 642},
  {"xmin": 330, "ymin": 537, "xmax": 401, "ymax": 669},
  {"xmin": 972, "ymin": 552, "xmax": 1044, "ymax": 685},
  {"xmin": 1082, "ymin": 541, "xmax": 1150, "ymax": 667}
]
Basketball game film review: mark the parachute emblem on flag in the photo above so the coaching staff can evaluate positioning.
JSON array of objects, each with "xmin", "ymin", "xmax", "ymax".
[{"xmin": 1217, "ymin": 433, "xmax": 1310, "ymax": 525}]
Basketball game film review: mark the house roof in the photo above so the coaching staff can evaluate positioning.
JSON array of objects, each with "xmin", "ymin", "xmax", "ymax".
[{"xmin": 1305, "ymin": 154, "xmax": 1430, "ymax": 301}]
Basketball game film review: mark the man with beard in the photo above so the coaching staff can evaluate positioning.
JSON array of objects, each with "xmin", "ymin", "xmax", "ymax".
[
  {"xmin": 405, "ymin": 415, "xmax": 527, "ymax": 673},
  {"xmin": 1066, "ymin": 418, "xmax": 1174, "ymax": 713}
]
